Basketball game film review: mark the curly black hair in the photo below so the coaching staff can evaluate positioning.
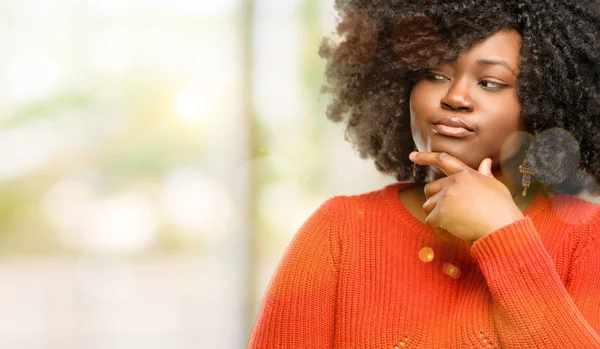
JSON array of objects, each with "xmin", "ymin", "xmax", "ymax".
[{"xmin": 318, "ymin": 0, "xmax": 600, "ymax": 197}]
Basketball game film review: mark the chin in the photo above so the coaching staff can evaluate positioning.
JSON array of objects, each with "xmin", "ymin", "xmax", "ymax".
[{"xmin": 431, "ymin": 147, "xmax": 480, "ymax": 168}]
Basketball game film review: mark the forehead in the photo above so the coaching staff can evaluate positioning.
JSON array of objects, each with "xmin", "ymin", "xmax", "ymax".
[{"xmin": 441, "ymin": 29, "xmax": 522, "ymax": 71}]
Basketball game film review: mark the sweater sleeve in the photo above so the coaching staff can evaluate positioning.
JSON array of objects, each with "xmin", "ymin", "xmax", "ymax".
[
  {"xmin": 470, "ymin": 216, "xmax": 600, "ymax": 348},
  {"xmin": 247, "ymin": 197, "xmax": 343, "ymax": 349}
]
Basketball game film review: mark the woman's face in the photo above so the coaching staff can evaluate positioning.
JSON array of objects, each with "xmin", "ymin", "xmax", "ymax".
[{"xmin": 409, "ymin": 28, "xmax": 525, "ymax": 178}]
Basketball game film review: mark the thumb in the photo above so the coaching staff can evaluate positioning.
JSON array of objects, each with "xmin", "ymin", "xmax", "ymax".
[{"xmin": 478, "ymin": 158, "xmax": 494, "ymax": 177}]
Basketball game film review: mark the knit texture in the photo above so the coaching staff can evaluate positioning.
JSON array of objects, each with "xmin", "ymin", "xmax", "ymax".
[{"xmin": 248, "ymin": 182, "xmax": 600, "ymax": 348}]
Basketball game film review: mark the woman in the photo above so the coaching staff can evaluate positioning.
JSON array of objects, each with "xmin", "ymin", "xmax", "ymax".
[{"xmin": 249, "ymin": 1, "xmax": 600, "ymax": 347}]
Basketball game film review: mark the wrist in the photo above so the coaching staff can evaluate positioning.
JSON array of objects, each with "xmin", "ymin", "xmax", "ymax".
[{"xmin": 487, "ymin": 209, "xmax": 526, "ymax": 236}]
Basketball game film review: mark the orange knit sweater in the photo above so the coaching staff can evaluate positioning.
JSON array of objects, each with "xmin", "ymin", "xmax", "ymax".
[{"xmin": 248, "ymin": 182, "xmax": 600, "ymax": 348}]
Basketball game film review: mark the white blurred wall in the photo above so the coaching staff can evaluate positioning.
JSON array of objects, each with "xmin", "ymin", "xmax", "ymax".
[{"xmin": 0, "ymin": 0, "xmax": 394, "ymax": 348}]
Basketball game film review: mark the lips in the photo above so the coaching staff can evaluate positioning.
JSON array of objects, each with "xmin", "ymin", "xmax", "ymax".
[
  {"xmin": 432, "ymin": 124, "xmax": 474, "ymax": 137},
  {"xmin": 431, "ymin": 117, "xmax": 475, "ymax": 138},
  {"xmin": 434, "ymin": 117, "xmax": 473, "ymax": 131}
]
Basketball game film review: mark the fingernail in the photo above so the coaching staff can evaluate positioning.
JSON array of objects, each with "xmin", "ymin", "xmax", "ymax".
[{"xmin": 410, "ymin": 151, "xmax": 418, "ymax": 158}]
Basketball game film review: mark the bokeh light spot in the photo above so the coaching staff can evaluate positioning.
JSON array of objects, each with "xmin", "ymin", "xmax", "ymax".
[
  {"xmin": 443, "ymin": 262, "xmax": 461, "ymax": 278},
  {"xmin": 418, "ymin": 246, "xmax": 434, "ymax": 263}
]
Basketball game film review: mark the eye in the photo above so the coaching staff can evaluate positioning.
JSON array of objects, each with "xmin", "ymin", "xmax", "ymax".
[
  {"xmin": 423, "ymin": 73, "xmax": 447, "ymax": 81},
  {"xmin": 479, "ymin": 80, "xmax": 507, "ymax": 90},
  {"xmin": 421, "ymin": 72, "xmax": 509, "ymax": 90}
]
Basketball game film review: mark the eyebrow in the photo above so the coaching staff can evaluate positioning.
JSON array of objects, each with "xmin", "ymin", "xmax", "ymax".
[
  {"xmin": 477, "ymin": 59, "xmax": 518, "ymax": 76},
  {"xmin": 428, "ymin": 58, "xmax": 518, "ymax": 76}
]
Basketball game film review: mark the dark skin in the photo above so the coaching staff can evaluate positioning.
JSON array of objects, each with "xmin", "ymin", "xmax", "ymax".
[{"xmin": 399, "ymin": 28, "xmax": 541, "ymax": 244}]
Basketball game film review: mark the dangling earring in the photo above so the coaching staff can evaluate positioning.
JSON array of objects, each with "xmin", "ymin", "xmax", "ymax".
[{"xmin": 519, "ymin": 146, "xmax": 536, "ymax": 197}]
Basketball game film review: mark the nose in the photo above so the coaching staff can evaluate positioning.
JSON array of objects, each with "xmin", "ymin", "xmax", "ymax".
[{"xmin": 441, "ymin": 80, "xmax": 473, "ymax": 112}]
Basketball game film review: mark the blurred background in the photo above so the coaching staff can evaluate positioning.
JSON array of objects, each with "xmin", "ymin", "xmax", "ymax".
[{"xmin": 0, "ymin": 0, "xmax": 393, "ymax": 348}]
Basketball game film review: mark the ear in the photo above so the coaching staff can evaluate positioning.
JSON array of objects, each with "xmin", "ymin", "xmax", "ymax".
[{"xmin": 478, "ymin": 158, "xmax": 494, "ymax": 177}]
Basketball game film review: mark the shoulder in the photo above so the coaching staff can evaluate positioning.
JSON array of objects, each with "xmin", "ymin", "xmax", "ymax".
[
  {"xmin": 550, "ymin": 194, "xmax": 600, "ymax": 255},
  {"xmin": 301, "ymin": 182, "xmax": 409, "ymax": 233},
  {"xmin": 319, "ymin": 182, "xmax": 411, "ymax": 217},
  {"xmin": 549, "ymin": 193, "xmax": 600, "ymax": 227}
]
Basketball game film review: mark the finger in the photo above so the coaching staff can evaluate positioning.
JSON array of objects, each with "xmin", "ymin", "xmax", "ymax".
[
  {"xmin": 423, "ymin": 176, "xmax": 453, "ymax": 200},
  {"xmin": 422, "ymin": 189, "xmax": 443, "ymax": 215},
  {"xmin": 477, "ymin": 158, "xmax": 494, "ymax": 177},
  {"xmin": 424, "ymin": 204, "xmax": 453, "ymax": 243},
  {"xmin": 409, "ymin": 151, "xmax": 470, "ymax": 177},
  {"xmin": 424, "ymin": 202, "xmax": 441, "ymax": 229}
]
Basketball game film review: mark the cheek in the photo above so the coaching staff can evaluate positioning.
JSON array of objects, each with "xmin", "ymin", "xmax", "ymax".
[
  {"xmin": 409, "ymin": 86, "xmax": 428, "ymax": 148},
  {"xmin": 409, "ymin": 84, "xmax": 433, "ymax": 126},
  {"xmin": 485, "ymin": 112, "xmax": 526, "ymax": 162},
  {"xmin": 498, "ymin": 129, "xmax": 528, "ymax": 163},
  {"xmin": 482, "ymin": 95, "xmax": 522, "ymax": 135}
]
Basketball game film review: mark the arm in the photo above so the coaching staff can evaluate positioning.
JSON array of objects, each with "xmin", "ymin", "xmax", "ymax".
[
  {"xmin": 470, "ymin": 217, "xmax": 600, "ymax": 348},
  {"xmin": 247, "ymin": 197, "xmax": 343, "ymax": 349}
]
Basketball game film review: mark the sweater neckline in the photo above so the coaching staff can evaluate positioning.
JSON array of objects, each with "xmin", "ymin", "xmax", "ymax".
[{"xmin": 382, "ymin": 181, "xmax": 549, "ymax": 239}]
